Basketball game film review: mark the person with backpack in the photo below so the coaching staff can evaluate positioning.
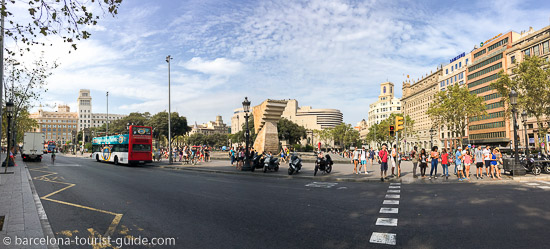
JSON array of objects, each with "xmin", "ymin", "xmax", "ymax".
[
  {"xmin": 411, "ymin": 147, "xmax": 418, "ymax": 178},
  {"xmin": 419, "ymin": 148, "xmax": 428, "ymax": 178}
]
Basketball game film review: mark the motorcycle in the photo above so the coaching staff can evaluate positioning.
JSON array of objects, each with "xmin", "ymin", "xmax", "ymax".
[
  {"xmin": 314, "ymin": 153, "xmax": 333, "ymax": 176},
  {"xmin": 263, "ymin": 154, "xmax": 280, "ymax": 173},
  {"xmin": 520, "ymin": 157, "xmax": 542, "ymax": 175},
  {"xmin": 533, "ymin": 153, "xmax": 550, "ymax": 174},
  {"xmin": 250, "ymin": 152, "xmax": 265, "ymax": 172},
  {"xmin": 288, "ymin": 154, "xmax": 302, "ymax": 175}
]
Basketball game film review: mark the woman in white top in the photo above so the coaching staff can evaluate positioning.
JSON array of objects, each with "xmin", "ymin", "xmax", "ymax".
[
  {"xmin": 352, "ymin": 148, "xmax": 359, "ymax": 174},
  {"xmin": 359, "ymin": 147, "xmax": 368, "ymax": 175}
]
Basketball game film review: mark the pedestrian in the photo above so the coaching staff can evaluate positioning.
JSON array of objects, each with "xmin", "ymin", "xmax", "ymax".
[
  {"xmin": 280, "ymin": 149, "xmax": 286, "ymax": 163},
  {"xmin": 411, "ymin": 147, "xmax": 418, "ymax": 178},
  {"xmin": 474, "ymin": 145, "xmax": 484, "ymax": 179},
  {"xmin": 359, "ymin": 147, "xmax": 368, "ymax": 174},
  {"xmin": 352, "ymin": 147, "xmax": 359, "ymax": 174},
  {"xmin": 494, "ymin": 148, "xmax": 503, "ymax": 180},
  {"xmin": 391, "ymin": 145, "xmax": 397, "ymax": 177},
  {"xmin": 396, "ymin": 149, "xmax": 401, "ymax": 178},
  {"xmin": 483, "ymin": 145, "xmax": 491, "ymax": 177},
  {"xmin": 463, "ymin": 149, "xmax": 472, "ymax": 180},
  {"xmin": 420, "ymin": 148, "xmax": 428, "ymax": 178},
  {"xmin": 441, "ymin": 148, "xmax": 449, "ymax": 179},
  {"xmin": 456, "ymin": 147, "xmax": 465, "ymax": 181},
  {"xmin": 369, "ymin": 148, "xmax": 375, "ymax": 167},
  {"xmin": 429, "ymin": 146, "xmax": 439, "ymax": 180},
  {"xmin": 229, "ymin": 147, "xmax": 235, "ymax": 166},
  {"xmin": 379, "ymin": 144, "xmax": 389, "ymax": 181}
]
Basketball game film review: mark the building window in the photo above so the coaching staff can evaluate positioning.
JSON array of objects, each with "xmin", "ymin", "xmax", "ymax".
[
  {"xmin": 383, "ymin": 86, "xmax": 386, "ymax": 93},
  {"xmin": 543, "ymin": 41, "xmax": 549, "ymax": 54},
  {"xmin": 455, "ymin": 64, "xmax": 458, "ymax": 70},
  {"xmin": 511, "ymin": 55, "xmax": 516, "ymax": 64},
  {"xmin": 397, "ymin": 107, "xmax": 401, "ymax": 110},
  {"xmin": 524, "ymin": 48, "xmax": 530, "ymax": 57},
  {"xmin": 459, "ymin": 61, "xmax": 462, "ymax": 68},
  {"xmin": 446, "ymin": 69, "xmax": 448, "ymax": 75},
  {"xmin": 533, "ymin": 45, "xmax": 539, "ymax": 56}
]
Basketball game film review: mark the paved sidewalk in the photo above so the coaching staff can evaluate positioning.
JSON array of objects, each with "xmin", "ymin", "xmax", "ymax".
[
  {"xmin": 0, "ymin": 154, "xmax": 57, "ymax": 249},
  {"xmin": 150, "ymin": 157, "xmax": 539, "ymax": 184}
]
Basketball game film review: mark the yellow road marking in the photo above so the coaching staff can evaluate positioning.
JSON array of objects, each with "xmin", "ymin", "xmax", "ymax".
[{"xmin": 28, "ymin": 166, "xmax": 124, "ymax": 237}]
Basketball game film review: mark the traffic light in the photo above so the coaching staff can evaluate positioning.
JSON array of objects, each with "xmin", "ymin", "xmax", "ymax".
[
  {"xmin": 395, "ymin": 116, "xmax": 404, "ymax": 132},
  {"xmin": 389, "ymin": 125, "xmax": 395, "ymax": 137}
]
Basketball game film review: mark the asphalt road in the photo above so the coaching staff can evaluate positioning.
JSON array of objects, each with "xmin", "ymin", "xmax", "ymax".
[{"xmin": 25, "ymin": 154, "xmax": 550, "ymax": 249}]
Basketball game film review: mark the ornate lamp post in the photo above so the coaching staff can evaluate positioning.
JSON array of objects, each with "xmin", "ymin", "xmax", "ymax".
[
  {"xmin": 429, "ymin": 128, "xmax": 436, "ymax": 148},
  {"xmin": 241, "ymin": 97, "xmax": 252, "ymax": 171},
  {"xmin": 521, "ymin": 110, "xmax": 529, "ymax": 160},
  {"xmin": 3, "ymin": 101, "xmax": 14, "ymax": 171},
  {"xmin": 510, "ymin": 90, "xmax": 519, "ymax": 165}
]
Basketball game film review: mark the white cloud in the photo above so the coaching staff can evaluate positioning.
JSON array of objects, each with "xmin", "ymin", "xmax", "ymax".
[{"xmin": 181, "ymin": 57, "xmax": 244, "ymax": 75}]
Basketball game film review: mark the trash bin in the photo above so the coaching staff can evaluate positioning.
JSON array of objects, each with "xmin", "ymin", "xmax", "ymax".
[{"xmin": 503, "ymin": 158, "xmax": 526, "ymax": 176}]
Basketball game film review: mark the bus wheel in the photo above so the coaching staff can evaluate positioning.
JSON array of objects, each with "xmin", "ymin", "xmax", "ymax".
[
  {"xmin": 96, "ymin": 155, "xmax": 100, "ymax": 162},
  {"xmin": 114, "ymin": 156, "xmax": 119, "ymax": 165}
]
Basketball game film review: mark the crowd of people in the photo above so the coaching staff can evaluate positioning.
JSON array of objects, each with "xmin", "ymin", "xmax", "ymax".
[
  {"xmin": 153, "ymin": 145, "xmax": 211, "ymax": 163},
  {"xmin": 370, "ymin": 144, "xmax": 505, "ymax": 182}
]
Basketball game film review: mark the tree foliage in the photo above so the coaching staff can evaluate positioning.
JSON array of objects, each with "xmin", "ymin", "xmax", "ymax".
[
  {"xmin": 2, "ymin": 0, "xmax": 123, "ymax": 56},
  {"xmin": 326, "ymin": 123, "xmax": 361, "ymax": 149},
  {"xmin": 492, "ymin": 55, "xmax": 550, "ymax": 146},
  {"xmin": 187, "ymin": 133, "xmax": 229, "ymax": 147},
  {"xmin": 366, "ymin": 113, "xmax": 414, "ymax": 148},
  {"xmin": 277, "ymin": 118, "xmax": 306, "ymax": 144},
  {"xmin": 427, "ymin": 83, "xmax": 486, "ymax": 146}
]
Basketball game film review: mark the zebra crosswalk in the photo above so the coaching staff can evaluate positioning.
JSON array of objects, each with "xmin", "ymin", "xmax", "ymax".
[{"xmin": 522, "ymin": 180, "xmax": 550, "ymax": 190}]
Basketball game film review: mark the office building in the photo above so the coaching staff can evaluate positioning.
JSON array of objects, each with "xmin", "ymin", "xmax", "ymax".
[
  {"xmin": 29, "ymin": 105, "xmax": 78, "ymax": 144},
  {"xmin": 190, "ymin": 115, "xmax": 229, "ymax": 135}
]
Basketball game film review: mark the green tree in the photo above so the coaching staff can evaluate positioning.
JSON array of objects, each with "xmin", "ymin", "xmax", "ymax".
[
  {"xmin": 2, "ymin": 0, "xmax": 122, "ymax": 56},
  {"xmin": 318, "ymin": 129, "xmax": 332, "ymax": 148},
  {"xmin": 277, "ymin": 118, "xmax": 306, "ymax": 144},
  {"xmin": 427, "ymin": 83, "xmax": 486, "ymax": 147},
  {"xmin": 329, "ymin": 123, "xmax": 360, "ymax": 149},
  {"xmin": 230, "ymin": 115, "xmax": 256, "ymax": 145},
  {"xmin": 148, "ymin": 111, "xmax": 190, "ymax": 145},
  {"xmin": 492, "ymin": 55, "xmax": 550, "ymax": 148}
]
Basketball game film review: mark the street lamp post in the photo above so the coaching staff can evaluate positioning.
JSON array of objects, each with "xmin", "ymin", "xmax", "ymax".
[
  {"xmin": 166, "ymin": 55, "xmax": 173, "ymax": 164},
  {"xmin": 241, "ymin": 97, "xmax": 252, "ymax": 171},
  {"xmin": 106, "ymin": 91, "xmax": 109, "ymax": 136},
  {"xmin": 510, "ymin": 90, "xmax": 519, "ymax": 165},
  {"xmin": 3, "ymin": 101, "xmax": 14, "ymax": 172},
  {"xmin": 429, "ymin": 128, "xmax": 436, "ymax": 149},
  {"xmin": 522, "ymin": 110, "xmax": 529, "ymax": 160}
]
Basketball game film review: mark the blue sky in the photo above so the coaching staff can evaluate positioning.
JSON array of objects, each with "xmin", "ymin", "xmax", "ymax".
[{"xmin": 25, "ymin": 0, "xmax": 550, "ymax": 125}]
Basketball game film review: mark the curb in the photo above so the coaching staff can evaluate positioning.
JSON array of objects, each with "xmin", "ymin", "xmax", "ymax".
[
  {"xmin": 152, "ymin": 165, "xmax": 402, "ymax": 183},
  {"xmin": 24, "ymin": 163, "xmax": 59, "ymax": 249}
]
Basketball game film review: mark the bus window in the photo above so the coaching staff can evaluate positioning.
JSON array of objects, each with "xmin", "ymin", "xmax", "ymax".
[{"xmin": 132, "ymin": 144, "xmax": 151, "ymax": 152}]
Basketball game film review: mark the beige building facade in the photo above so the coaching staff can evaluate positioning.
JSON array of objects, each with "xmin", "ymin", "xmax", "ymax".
[
  {"xmin": 402, "ymin": 68, "xmax": 443, "ymax": 151},
  {"xmin": 77, "ymin": 89, "xmax": 126, "ymax": 131},
  {"xmin": 505, "ymin": 26, "xmax": 550, "ymax": 151},
  {"xmin": 30, "ymin": 105, "xmax": 78, "ymax": 144},
  {"xmin": 281, "ymin": 99, "xmax": 343, "ymax": 130},
  {"xmin": 367, "ymin": 82, "xmax": 402, "ymax": 128},
  {"xmin": 190, "ymin": 115, "xmax": 229, "ymax": 135},
  {"xmin": 438, "ymin": 52, "xmax": 472, "ymax": 150}
]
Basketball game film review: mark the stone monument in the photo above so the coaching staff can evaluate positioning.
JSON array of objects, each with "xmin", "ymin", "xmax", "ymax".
[{"xmin": 252, "ymin": 99, "xmax": 287, "ymax": 154}]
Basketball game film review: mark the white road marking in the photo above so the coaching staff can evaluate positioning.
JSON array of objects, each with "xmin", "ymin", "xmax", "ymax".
[
  {"xmin": 387, "ymin": 190, "xmax": 401, "ymax": 193},
  {"xmin": 380, "ymin": 208, "xmax": 399, "ymax": 214},
  {"xmin": 370, "ymin": 232, "xmax": 396, "ymax": 245},
  {"xmin": 376, "ymin": 218, "xmax": 398, "ymax": 226},
  {"xmin": 526, "ymin": 183, "xmax": 540, "ymax": 186},
  {"xmin": 390, "ymin": 183, "xmax": 401, "ymax": 186},
  {"xmin": 389, "ymin": 186, "xmax": 401, "ymax": 189},
  {"xmin": 383, "ymin": 200, "xmax": 399, "ymax": 205},
  {"xmin": 535, "ymin": 181, "xmax": 550, "ymax": 185},
  {"xmin": 385, "ymin": 194, "xmax": 400, "ymax": 199},
  {"xmin": 305, "ymin": 182, "xmax": 338, "ymax": 188},
  {"xmin": 337, "ymin": 187, "xmax": 348, "ymax": 190},
  {"xmin": 537, "ymin": 186, "xmax": 550, "ymax": 189}
]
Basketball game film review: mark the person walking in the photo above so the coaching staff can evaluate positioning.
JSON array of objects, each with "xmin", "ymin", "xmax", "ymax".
[
  {"xmin": 441, "ymin": 148, "xmax": 449, "ymax": 179},
  {"xmin": 494, "ymin": 148, "xmax": 503, "ymax": 180},
  {"xmin": 369, "ymin": 148, "xmax": 375, "ymax": 167},
  {"xmin": 456, "ymin": 147, "xmax": 465, "ymax": 181},
  {"xmin": 391, "ymin": 145, "xmax": 397, "ymax": 177},
  {"xmin": 429, "ymin": 146, "xmax": 440, "ymax": 180},
  {"xmin": 463, "ymin": 149, "xmax": 473, "ymax": 180},
  {"xmin": 359, "ymin": 147, "xmax": 368, "ymax": 174},
  {"xmin": 411, "ymin": 147, "xmax": 419, "ymax": 178},
  {"xmin": 419, "ymin": 148, "xmax": 428, "ymax": 178},
  {"xmin": 483, "ymin": 145, "xmax": 492, "ymax": 177},
  {"xmin": 352, "ymin": 147, "xmax": 360, "ymax": 174},
  {"xmin": 379, "ymin": 144, "xmax": 389, "ymax": 181}
]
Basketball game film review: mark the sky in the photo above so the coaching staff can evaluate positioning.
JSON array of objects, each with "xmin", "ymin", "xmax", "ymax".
[{"xmin": 14, "ymin": 0, "xmax": 550, "ymax": 126}]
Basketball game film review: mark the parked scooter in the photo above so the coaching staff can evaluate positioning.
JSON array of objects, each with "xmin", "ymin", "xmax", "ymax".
[
  {"xmin": 263, "ymin": 152, "xmax": 280, "ymax": 173},
  {"xmin": 250, "ymin": 152, "xmax": 265, "ymax": 172},
  {"xmin": 314, "ymin": 152, "xmax": 333, "ymax": 176},
  {"xmin": 520, "ymin": 157, "xmax": 542, "ymax": 175},
  {"xmin": 533, "ymin": 153, "xmax": 550, "ymax": 174},
  {"xmin": 288, "ymin": 153, "xmax": 302, "ymax": 175}
]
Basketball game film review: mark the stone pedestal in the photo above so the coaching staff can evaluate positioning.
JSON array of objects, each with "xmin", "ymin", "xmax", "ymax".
[{"xmin": 252, "ymin": 99, "xmax": 287, "ymax": 154}]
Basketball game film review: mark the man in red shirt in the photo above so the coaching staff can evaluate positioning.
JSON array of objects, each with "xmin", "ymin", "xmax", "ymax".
[{"xmin": 379, "ymin": 144, "xmax": 389, "ymax": 181}]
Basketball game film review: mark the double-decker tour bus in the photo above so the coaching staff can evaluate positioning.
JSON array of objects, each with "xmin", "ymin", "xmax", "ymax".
[
  {"xmin": 92, "ymin": 126, "xmax": 153, "ymax": 165},
  {"xmin": 45, "ymin": 141, "xmax": 56, "ymax": 153}
]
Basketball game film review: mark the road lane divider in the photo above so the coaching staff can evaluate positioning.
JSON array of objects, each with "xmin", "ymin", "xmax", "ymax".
[{"xmin": 370, "ymin": 182, "xmax": 402, "ymax": 246}]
